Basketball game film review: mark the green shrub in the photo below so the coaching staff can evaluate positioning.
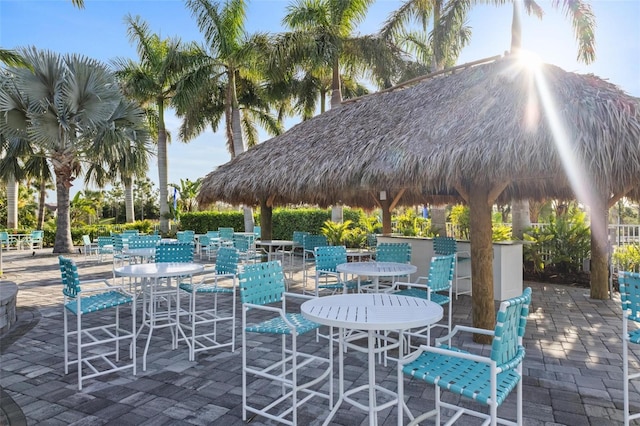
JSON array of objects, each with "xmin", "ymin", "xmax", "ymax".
[
  {"xmin": 321, "ymin": 220, "xmax": 353, "ymax": 246},
  {"xmin": 614, "ymin": 243, "xmax": 640, "ymax": 272},
  {"xmin": 492, "ymin": 224, "xmax": 512, "ymax": 242},
  {"xmin": 449, "ymin": 204, "xmax": 470, "ymax": 239},
  {"xmin": 179, "ymin": 211, "xmax": 244, "ymax": 234}
]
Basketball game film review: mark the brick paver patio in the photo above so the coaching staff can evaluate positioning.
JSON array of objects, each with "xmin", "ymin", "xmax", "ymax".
[{"xmin": 0, "ymin": 248, "xmax": 636, "ymax": 425}]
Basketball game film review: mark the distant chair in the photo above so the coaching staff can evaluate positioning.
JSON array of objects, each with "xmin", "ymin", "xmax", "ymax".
[
  {"xmin": 370, "ymin": 242, "xmax": 412, "ymax": 291},
  {"xmin": 253, "ymin": 226, "xmax": 261, "ymax": 240},
  {"xmin": 82, "ymin": 235, "xmax": 98, "ymax": 260},
  {"xmin": 218, "ymin": 227, "xmax": 234, "ymax": 244},
  {"xmin": 29, "ymin": 230, "xmax": 44, "ymax": 250},
  {"xmin": 292, "ymin": 231, "xmax": 310, "ymax": 255},
  {"xmin": 302, "ymin": 234, "xmax": 329, "ymax": 284},
  {"xmin": 0, "ymin": 231, "xmax": 10, "ymax": 250},
  {"xmin": 127, "ymin": 234, "xmax": 160, "ymax": 249},
  {"xmin": 391, "ymin": 254, "xmax": 456, "ymax": 352},
  {"xmin": 198, "ymin": 235, "xmax": 220, "ymax": 261},
  {"xmin": 96, "ymin": 236, "xmax": 114, "ymax": 262},
  {"xmin": 620, "ymin": 271, "xmax": 640, "ymax": 425},
  {"xmin": 176, "ymin": 230, "xmax": 195, "ymax": 243},
  {"xmin": 59, "ymin": 256, "xmax": 136, "ymax": 390},
  {"xmin": 155, "ymin": 241, "xmax": 194, "ymax": 263},
  {"xmin": 311, "ymin": 245, "xmax": 359, "ymax": 296},
  {"xmin": 397, "ymin": 287, "xmax": 532, "ymax": 426},
  {"xmin": 434, "ymin": 236, "xmax": 471, "ymax": 299},
  {"xmin": 232, "ymin": 234, "xmax": 259, "ymax": 264},
  {"xmin": 179, "ymin": 246, "xmax": 240, "ymax": 361}
]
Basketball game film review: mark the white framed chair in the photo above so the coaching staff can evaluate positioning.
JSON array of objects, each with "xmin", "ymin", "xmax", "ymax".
[
  {"xmin": 397, "ymin": 287, "xmax": 531, "ymax": 426},
  {"xmin": 198, "ymin": 235, "xmax": 221, "ymax": 260},
  {"xmin": 178, "ymin": 246, "xmax": 240, "ymax": 361},
  {"xmin": 240, "ymin": 260, "xmax": 333, "ymax": 425},
  {"xmin": 434, "ymin": 236, "xmax": 472, "ymax": 299},
  {"xmin": 301, "ymin": 234, "xmax": 329, "ymax": 285},
  {"xmin": 620, "ymin": 271, "xmax": 640, "ymax": 425},
  {"xmin": 29, "ymin": 230, "xmax": 44, "ymax": 250},
  {"xmin": 311, "ymin": 245, "xmax": 359, "ymax": 296},
  {"xmin": 59, "ymin": 256, "xmax": 136, "ymax": 390},
  {"xmin": 366, "ymin": 242, "xmax": 412, "ymax": 292},
  {"xmin": 96, "ymin": 236, "xmax": 114, "ymax": 262},
  {"xmin": 82, "ymin": 235, "xmax": 98, "ymax": 260},
  {"xmin": 391, "ymin": 254, "xmax": 456, "ymax": 352}
]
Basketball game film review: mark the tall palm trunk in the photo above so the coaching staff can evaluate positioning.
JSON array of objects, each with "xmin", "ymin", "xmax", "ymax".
[
  {"xmin": 228, "ymin": 69, "xmax": 254, "ymax": 232},
  {"xmin": 124, "ymin": 178, "xmax": 135, "ymax": 223},
  {"xmin": 330, "ymin": 57, "xmax": 344, "ymax": 222},
  {"xmin": 6, "ymin": 176, "xmax": 18, "ymax": 229},
  {"xmin": 37, "ymin": 178, "xmax": 46, "ymax": 230},
  {"xmin": 330, "ymin": 56, "xmax": 342, "ymax": 108},
  {"xmin": 157, "ymin": 97, "xmax": 169, "ymax": 234},
  {"xmin": 52, "ymin": 161, "xmax": 75, "ymax": 253}
]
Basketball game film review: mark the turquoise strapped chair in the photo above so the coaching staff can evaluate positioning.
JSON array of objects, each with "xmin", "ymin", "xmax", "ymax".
[
  {"xmin": 302, "ymin": 234, "xmax": 329, "ymax": 285},
  {"xmin": 292, "ymin": 231, "xmax": 310, "ymax": 255},
  {"xmin": 176, "ymin": 230, "xmax": 195, "ymax": 243},
  {"xmin": 392, "ymin": 254, "xmax": 456, "ymax": 350},
  {"xmin": 369, "ymin": 242, "xmax": 412, "ymax": 292},
  {"xmin": 240, "ymin": 261, "xmax": 332, "ymax": 425},
  {"xmin": 620, "ymin": 271, "xmax": 640, "ymax": 425},
  {"xmin": 127, "ymin": 234, "xmax": 160, "ymax": 249},
  {"xmin": 397, "ymin": 287, "xmax": 532, "ymax": 426},
  {"xmin": 59, "ymin": 256, "xmax": 136, "ymax": 390},
  {"xmin": 29, "ymin": 230, "xmax": 44, "ymax": 250},
  {"xmin": 155, "ymin": 241, "xmax": 194, "ymax": 263},
  {"xmin": 312, "ymin": 245, "xmax": 359, "ymax": 296},
  {"xmin": 179, "ymin": 247, "xmax": 240, "ymax": 361},
  {"xmin": 111, "ymin": 234, "xmax": 130, "ymax": 275},
  {"xmin": 198, "ymin": 235, "xmax": 221, "ymax": 260},
  {"xmin": 96, "ymin": 236, "xmax": 114, "ymax": 262},
  {"xmin": 254, "ymin": 226, "xmax": 262, "ymax": 240},
  {"xmin": 434, "ymin": 236, "xmax": 472, "ymax": 299},
  {"xmin": 0, "ymin": 231, "xmax": 8, "ymax": 249},
  {"xmin": 218, "ymin": 227, "xmax": 234, "ymax": 245},
  {"xmin": 233, "ymin": 234, "xmax": 260, "ymax": 264}
]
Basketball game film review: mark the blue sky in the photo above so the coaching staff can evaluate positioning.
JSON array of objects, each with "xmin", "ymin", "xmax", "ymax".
[{"xmin": 1, "ymin": 0, "xmax": 639, "ymax": 201}]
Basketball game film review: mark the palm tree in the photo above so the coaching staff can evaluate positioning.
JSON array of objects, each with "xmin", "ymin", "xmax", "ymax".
[
  {"xmin": 182, "ymin": 0, "xmax": 286, "ymax": 232},
  {"xmin": 0, "ymin": 48, "xmax": 147, "ymax": 252},
  {"xmin": 0, "ymin": 135, "xmax": 27, "ymax": 229},
  {"xmin": 380, "ymin": 0, "xmax": 472, "ymax": 72},
  {"xmin": 113, "ymin": 14, "xmax": 201, "ymax": 234},
  {"xmin": 278, "ymin": 0, "xmax": 400, "ymax": 108},
  {"xmin": 83, "ymin": 98, "xmax": 152, "ymax": 223}
]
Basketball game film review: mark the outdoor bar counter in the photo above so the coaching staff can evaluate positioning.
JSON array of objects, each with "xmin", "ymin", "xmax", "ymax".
[{"xmin": 376, "ymin": 236, "xmax": 523, "ymax": 301}]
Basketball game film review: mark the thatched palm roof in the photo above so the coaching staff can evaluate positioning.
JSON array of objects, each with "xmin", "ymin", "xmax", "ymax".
[{"xmin": 198, "ymin": 55, "xmax": 640, "ymax": 208}]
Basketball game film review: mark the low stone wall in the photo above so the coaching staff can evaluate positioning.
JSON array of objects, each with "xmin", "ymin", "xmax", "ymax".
[{"xmin": 0, "ymin": 281, "xmax": 18, "ymax": 335}]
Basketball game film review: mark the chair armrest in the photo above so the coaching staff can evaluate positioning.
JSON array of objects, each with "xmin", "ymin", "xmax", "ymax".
[
  {"xmin": 389, "ymin": 276, "xmax": 429, "ymax": 292},
  {"xmin": 434, "ymin": 324, "xmax": 495, "ymax": 347},
  {"xmin": 283, "ymin": 292, "xmax": 316, "ymax": 301},
  {"xmin": 78, "ymin": 284, "xmax": 133, "ymax": 296},
  {"xmin": 401, "ymin": 343, "xmax": 496, "ymax": 367}
]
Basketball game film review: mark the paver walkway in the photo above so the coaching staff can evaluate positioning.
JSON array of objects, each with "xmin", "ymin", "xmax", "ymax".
[{"xmin": 0, "ymin": 248, "xmax": 636, "ymax": 425}]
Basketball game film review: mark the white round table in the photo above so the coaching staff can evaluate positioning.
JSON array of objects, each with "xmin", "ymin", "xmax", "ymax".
[
  {"xmin": 114, "ymin": 262, "xmax": 204, "ymax": 371},
  {"xmin": 301, "ymin": 293, "xmax": 443, "ymax": 426},
  {"xmin": 337, "ymin": 261, "xmax": 417, "ymax": 293}
]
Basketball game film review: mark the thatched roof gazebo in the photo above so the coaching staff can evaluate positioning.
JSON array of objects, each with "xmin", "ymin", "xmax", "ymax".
[{"xmin": 198, "ymin": 55, "xmax": 640, "ymax": 338}]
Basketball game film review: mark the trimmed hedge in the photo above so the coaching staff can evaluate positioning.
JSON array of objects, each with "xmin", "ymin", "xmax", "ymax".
[{"xmin": 179, "ymin": 208, "xmax": 368, "ymax": 239}]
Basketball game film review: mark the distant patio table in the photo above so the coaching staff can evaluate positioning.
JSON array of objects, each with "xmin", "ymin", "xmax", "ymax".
[
  {"xmin": 8, "ymin": 233, "xmax": 30, "ymax": 250},
  {"xmin": 301, "ymin": 293, "xmax": 443, "ymax": 426},
  {"xmin": 337, "ymin": 261, "xmax": 416, "ymax": 293},
  {"xmin": 255, "ymin": 240, "xmax": 294, "ymax": 262},
  {"xmin": 122, "ymin": 247, "xmax": 156, "ymax": 263}
]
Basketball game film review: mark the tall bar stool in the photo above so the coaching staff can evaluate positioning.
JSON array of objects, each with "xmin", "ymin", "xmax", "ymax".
[
  {"xmin": 178, "ymin": 246, "xmax": 240, "ymax": 360},
  {"xmin": 59, "ymin": 256, "xmax": 136, "ymax": 390}
]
